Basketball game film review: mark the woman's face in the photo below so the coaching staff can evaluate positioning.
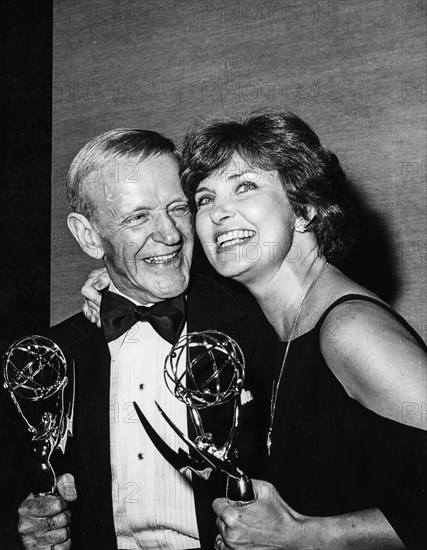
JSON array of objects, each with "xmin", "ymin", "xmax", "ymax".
[{"xmin": 194, "ymin": 153, "xmax": 297, "ymax": 286}]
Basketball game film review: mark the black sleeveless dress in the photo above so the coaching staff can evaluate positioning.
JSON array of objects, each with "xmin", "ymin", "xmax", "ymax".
[{"xmin": 268, "ymin": 294, "xmax": 427, "ymax": 550}]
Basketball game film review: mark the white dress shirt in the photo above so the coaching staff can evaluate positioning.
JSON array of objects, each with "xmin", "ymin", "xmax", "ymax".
[{"xmin": 108, "ymin": 287, "xmax": 199, "ymax": 549}]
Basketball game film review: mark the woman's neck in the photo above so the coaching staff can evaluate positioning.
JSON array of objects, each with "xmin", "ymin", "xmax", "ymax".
[{"xmin": 248, "ymin": 253, "xmax": 328, "ymax": 341}]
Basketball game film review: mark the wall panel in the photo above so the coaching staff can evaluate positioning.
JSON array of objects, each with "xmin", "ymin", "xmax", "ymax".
[{"xmin": 52, "ymin": 0, "xmax": 426, "ymax": 340}]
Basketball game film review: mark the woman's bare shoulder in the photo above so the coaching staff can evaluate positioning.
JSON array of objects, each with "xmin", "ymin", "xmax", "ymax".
[{"xmin": 316, "ymin": 270, "xmax": 426, "ymax": 429}]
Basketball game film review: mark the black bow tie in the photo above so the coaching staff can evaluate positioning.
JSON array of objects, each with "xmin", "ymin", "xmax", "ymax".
[{"xmin": 100, "ymin": 290, "xmax": 186, "ymax": 344}]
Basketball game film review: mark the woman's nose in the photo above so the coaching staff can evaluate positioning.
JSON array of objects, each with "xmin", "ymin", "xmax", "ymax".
[{"xmin": 209, "ymin": 202, "xmax": 235, "ymax": 225}]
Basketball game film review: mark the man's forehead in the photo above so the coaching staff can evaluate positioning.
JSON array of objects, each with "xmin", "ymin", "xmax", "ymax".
[
  {"xmin": 86, "ymin": 153, "xmax": 184, "ymax": 212},
  {"xmin": 87, "ymin": 153, "xmax": 178, "ymax": 190},
  {"xmin": 103, "ymin": 153, "xmax": 178, "ymax": 180}
]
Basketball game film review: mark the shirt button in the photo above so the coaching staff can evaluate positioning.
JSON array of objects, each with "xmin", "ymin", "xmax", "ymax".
[
  {"xmin": 139, "ymin": 383, "xmax": 144, "ymax": 390},
  {"xmin": 137, "ymin": 452, "xmax": 144, "ymax": 460}
]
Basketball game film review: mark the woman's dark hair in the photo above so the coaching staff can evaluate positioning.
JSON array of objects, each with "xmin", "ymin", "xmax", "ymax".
[{"xmin": 180, "ymin": 111, "xmax": 357, "ymax": 263}]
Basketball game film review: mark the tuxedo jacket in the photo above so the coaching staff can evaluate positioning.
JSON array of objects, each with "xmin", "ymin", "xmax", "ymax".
[{"xmin": 0, "ymin": 273, "xmax": 276, "ymax": 550}]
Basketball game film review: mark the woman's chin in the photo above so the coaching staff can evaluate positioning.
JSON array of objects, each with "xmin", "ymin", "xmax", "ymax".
[{"xmin": 209, "ymin": 258, "xmax": 252, "ymax": 281}]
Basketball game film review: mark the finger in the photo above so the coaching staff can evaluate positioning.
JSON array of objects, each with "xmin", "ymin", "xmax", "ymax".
[
  {"xmin": 84, "ymin": 299, "xmax": 101, "ymax": 326},
  {"xmin": 88, "ymin": 267, "xmax": 107, "ymax": 279},
  {"xmin": 18, "ymin": 514, "xmax": 70, "ymax": 542},
  {"xmin": 57, "ymin": 473, "xmax": 77, "ymax": 503},
  {"xmin": 86, "ymin": 301, "xmax": 100, "ymax": 319},
  {"xmin": 45, "ymin": 509, "xmax": 71, "ymax": 531},
  {"xmin": 38, "ymin": 526, "xmax": 70, "ymax": 546},
  {"xmin": 23, "ymin": 495, "xmax": 67, "ymax": 518},
  {"xmin": 251, "ymin": 478, "xmax": 271, "ymax": 495},
  {"xmin": 85, "ymin": 297, "xmax": 98, "ymax": 312},
  {"xmin": 83, "ymin": 269, "xmax": 109, "ymax": 292},
  {"xmin": 93, "ymin": 274, "xmax": 109, "ymax": 290},
  {"xmin": 216, "ymin": 517, "xmax": 225, "ymax": 539},
  {"xmin": 82, "ymin": 300, "xmax": 96, "ymax": 323},
  {"xmin": 80, "ymin": 269, "xmax": 108, "ymax": 301},
  {"xmin": 81, "ymin": 282, "xmax": 102, "ymax": 303},
  {"xmin": 212, "ymin": 496, "xmax": 228, "ymax": 516},
  {"xmin": 215, "ymin": 534, "xmax": 224, "ymax": 550},
  {"xmin": 227, "ymin": 491, "xmax": 258, "ymax": 508},
  {"xmin": 53, "ymin": 540, "xmax": 72, "ymax": 550}
]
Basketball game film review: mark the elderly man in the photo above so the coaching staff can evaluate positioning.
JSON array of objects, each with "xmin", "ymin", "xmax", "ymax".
[{"xmin": 9, "ymin": 129, "xmax": 275, "ymax": 550}]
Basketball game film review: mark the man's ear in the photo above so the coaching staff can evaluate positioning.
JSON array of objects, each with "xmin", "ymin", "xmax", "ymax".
[{"xmin": 67, "ymin": 212, "xmax": 104, "ymax": 260}]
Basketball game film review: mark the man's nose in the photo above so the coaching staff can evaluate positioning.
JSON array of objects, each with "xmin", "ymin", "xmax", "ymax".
[{"xmin": 151, "ymin": 211, "xmax": 181, "ymax": 244}]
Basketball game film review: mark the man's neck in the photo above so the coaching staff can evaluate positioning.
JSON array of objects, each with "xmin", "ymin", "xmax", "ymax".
[{"xmin": 108, "ymin": 281, "xmax": 152, "ymax": 306}]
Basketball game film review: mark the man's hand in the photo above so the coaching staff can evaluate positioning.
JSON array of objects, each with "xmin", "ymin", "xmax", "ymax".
[
  {"xmin": 18, "ymin": 473, "xmax": 77, "ymax": 550},
  {"xmin": 81, "ymin": 267, "xmax": 110, "ymax": 327}
]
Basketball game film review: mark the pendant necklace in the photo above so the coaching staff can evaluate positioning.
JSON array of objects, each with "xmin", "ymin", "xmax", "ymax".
[{"xmin": 266, "ymin": 262, "xmax": 329, "ymax": 456}]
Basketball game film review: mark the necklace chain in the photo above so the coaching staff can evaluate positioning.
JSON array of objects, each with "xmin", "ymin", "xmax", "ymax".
[{"xmin": 266, "ymin": 262, "xmax": 329, "ymax": 455}]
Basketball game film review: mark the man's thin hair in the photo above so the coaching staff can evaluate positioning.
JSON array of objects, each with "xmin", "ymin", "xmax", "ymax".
[{"xmin": 67, "ymin": 128, "xmax": 179, "ymax": 222}]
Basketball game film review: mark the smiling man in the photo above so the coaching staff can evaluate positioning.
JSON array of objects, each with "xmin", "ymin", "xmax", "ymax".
[
  {"xmin": 67, "ymin": 135, "xmax": 194, "ymax": 303},
  {"xmin": 10, "ymin": 129, "xmax": 276, "ymax": 550}
]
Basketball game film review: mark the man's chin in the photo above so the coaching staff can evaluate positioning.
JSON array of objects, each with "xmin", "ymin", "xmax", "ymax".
[{"xmin": 134, "ymin": 274, "xmax": 189, "ymax": 302}]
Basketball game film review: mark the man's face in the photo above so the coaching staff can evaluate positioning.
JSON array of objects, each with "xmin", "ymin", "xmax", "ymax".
[{"xmin": 89, "ymin": 154, "xmax": 194, "ymax": 304}]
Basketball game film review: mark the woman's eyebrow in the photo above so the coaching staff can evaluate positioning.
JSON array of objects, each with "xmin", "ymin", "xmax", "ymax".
[
  {"xmin": 194, "ymin": 185, "xmax": 211, "ymax": 194},
  {"xmin": 227, "ymin": 170, "xmax": 258, "ymax": 180}
]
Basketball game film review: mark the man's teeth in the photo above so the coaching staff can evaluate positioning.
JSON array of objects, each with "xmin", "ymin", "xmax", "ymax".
[
  {"xmin": 217, "ymin": 230, "xmax": 255, "ymax": 249},
  {"xmin": 145, "ymin": 251, "xmax": 178, "ymax": 264}
]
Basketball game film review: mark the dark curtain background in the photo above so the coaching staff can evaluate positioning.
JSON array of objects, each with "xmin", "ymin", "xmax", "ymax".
[{"xmin": 0, "ymin": 2, "xmax": 51, "ymax": 353}]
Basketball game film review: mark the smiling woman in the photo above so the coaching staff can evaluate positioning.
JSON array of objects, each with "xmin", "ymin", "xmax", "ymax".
[
  {"xmin": 192, "ymin": 154, "xmax": 300, "ymax": 286},
  {"xmin": 180, "ymin": 111, "xmax": 427, "ymax": 550}
]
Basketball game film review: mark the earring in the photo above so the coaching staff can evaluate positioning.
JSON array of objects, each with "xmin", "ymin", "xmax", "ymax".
[{"xmin": 294, "ymin": 218, "xmax": 308, "ymax": 233}]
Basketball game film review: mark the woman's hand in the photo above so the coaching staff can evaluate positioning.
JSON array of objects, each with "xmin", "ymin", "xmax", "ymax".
[
  {"xmin": 213, "ymin": 479, "xmax": 312, "ymax": 550},
  {"xmin": 81, "ymin": 267, "xmax": 110, "ymax": 327}
]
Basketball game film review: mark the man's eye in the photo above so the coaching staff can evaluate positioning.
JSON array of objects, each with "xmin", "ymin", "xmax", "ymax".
[
  {"xmin": 195, "ymin": 195, "xmax": 213, "ymax": 209},
  {"xmin": 125, "ymin": 212, "xmax": 150, "ymax": 225},
  {"xmin": 236, "ymin": 181, "xmax": 258, "ymax": 193},
  {"xmin": 169, "ymin": 204, "xmax": 191, "ymax": 217}
]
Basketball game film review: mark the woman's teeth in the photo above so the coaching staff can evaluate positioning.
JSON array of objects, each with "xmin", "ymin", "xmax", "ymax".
[{"xmin": 216, "ymin": 230, "xmax": 255, "ymax": 249}]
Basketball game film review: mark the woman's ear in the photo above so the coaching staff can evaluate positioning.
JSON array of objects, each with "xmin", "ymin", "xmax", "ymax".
[
  {"xmin": 305, "ymin": 205, "xmax": 317, "ymax": 223},
  {"xmin": 294, "ymin": 206, "xmax": 317, "ymax": 233},
  {"xmin": 67, "ymin": 212, "xmax": 104, "ymax": 260}
]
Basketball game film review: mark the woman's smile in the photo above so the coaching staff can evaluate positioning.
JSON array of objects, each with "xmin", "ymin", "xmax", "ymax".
[
  {"xmin": 195, "ymin": 154, "xmax": 296, "ymax": 283},
  {"xmin": 215, "ymin": 229, "xmax": 256, "ymax": 250}
]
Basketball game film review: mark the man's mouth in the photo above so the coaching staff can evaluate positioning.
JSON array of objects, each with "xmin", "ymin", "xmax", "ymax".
[
  {"xmin": 144, "ymin": 251, "xmax": 179, "ymax": 264},
  {"xmin": 216, "ymin": 230, "xmax": 256, "ymax": 249}
]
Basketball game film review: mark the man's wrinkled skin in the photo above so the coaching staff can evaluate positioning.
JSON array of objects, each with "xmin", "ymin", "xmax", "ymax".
[{"xmin": 18, "ymin": 473, "xmax": 77, "ymax": 550}]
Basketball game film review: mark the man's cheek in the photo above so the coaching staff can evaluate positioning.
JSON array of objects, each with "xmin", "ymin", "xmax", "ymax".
[{"xmin": 123, "ymin": 242, "xmax": 139, "ymax": 261}]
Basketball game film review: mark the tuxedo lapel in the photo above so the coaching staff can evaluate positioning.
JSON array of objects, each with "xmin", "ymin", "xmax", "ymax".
[{"xmin": 49, "ymin": 314, "xmax": 117, "ymax": 549}]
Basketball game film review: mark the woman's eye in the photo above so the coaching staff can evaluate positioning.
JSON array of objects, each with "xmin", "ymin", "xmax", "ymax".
[
  {"xmin": 195, "ymin": 195, "xmax": 213, "ymax": 209},
  {"xmin": 236, "ymin": 181, "xmax": 258, "ymax": 193}
]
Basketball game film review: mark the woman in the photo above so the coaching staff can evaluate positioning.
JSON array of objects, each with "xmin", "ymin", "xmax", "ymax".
[{"xmin": 83, "ymin": 112, "xmax": 426, "ymax": 549}]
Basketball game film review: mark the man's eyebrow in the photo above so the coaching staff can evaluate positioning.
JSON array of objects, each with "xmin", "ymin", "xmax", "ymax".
[
  {"xmin": 123, "ymin": 205, "xmax": 151, "ymax": 214},
  {"xmin": 122, "ymin": 199, "xmax": 188, "ymax": 216}
]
